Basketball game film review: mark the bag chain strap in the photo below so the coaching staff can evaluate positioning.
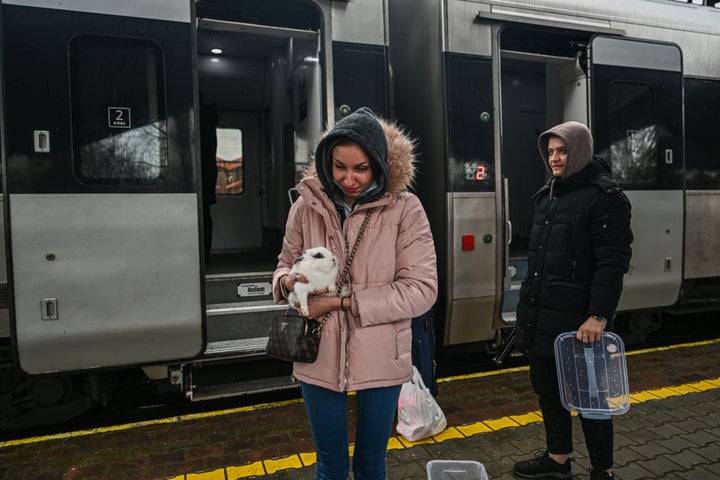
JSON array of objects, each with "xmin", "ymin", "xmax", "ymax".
[
  {"xmin": 337, "ymin": 207, "xmax": 374, "ymax": 293},
  {"xmin": 316, "ymin": 207, "xmax": 375, "ymax": 329}
]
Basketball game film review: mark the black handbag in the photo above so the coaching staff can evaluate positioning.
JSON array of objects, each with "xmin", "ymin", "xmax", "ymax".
[
  {"xmin": 267, "ymin": 208, "xmax": 374, "ymax": 363},
  {"xmin": 266, "ymin": 312, "xmax": 323, "ymax": 363}
]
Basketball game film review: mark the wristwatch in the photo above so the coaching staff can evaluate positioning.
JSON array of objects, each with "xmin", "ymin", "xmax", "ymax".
[{"xmin": 592, "ymin": 314, "xmax": 608, "ymax": 322}]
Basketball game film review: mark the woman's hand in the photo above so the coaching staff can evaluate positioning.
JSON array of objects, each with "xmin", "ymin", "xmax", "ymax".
[
  {"xmin": 576, "ymin": 316, "xmax": 607, "ymax": 343},
  {"xmin": 302, "ymin": 294, "xmax": 343, "ymax": 319},
  {"xmin": 283, "ymin": 273, "xmax": 306, "ymax": 293}
]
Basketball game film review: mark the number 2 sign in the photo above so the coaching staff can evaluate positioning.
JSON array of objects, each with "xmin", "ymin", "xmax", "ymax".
[{"xmin": 108, "ymin": 107, "xmax": 131, "ymax": 129}]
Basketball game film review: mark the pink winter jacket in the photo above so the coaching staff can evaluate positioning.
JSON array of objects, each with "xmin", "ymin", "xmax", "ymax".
[{"xmin": 272, "ymin": 121, "xmax": 438, "ymax": 392}]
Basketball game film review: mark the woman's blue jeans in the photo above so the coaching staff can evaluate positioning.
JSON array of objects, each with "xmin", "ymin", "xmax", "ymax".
[{"xmin": 300, "ymin": 382, "xmax": 402, "ymax": 480}]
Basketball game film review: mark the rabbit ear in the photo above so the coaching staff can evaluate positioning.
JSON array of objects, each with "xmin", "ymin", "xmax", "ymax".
[{"xmin": 293, "ymin": 255, "xmax": 304, "ymax": 265}]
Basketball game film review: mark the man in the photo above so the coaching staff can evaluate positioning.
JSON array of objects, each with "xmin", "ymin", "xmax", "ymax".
[{"xmin": 513, "ymin": 121, "xmax": 633, "ymax": 480}]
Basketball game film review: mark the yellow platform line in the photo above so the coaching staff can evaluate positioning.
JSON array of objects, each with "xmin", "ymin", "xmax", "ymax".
[
  {"xmin": 4, "ymin": 337, "xmax": 718, "ymax": 450},
  {"xmin": 1, "ymin": 338, "xmax": 719, "ymax": 459},
  {"xmin": 167, "ymin": 374, "xmax": 720, "ymax": 480}
]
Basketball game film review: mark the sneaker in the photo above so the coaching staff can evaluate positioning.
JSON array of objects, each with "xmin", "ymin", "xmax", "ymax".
[
  {"xmin": 513, "ymin": 451, "xmax": 572, "ymax": 479},
  {"xmin": 590, "ymin": 469, "xmax": 614, "ymax": 480}
]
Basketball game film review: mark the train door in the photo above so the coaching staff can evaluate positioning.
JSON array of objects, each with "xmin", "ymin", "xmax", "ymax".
[
  {"xmin": 589, "ymin": 36, "xmax": 684, "ymax": 312},
  {"xmin": 498, "ymin": 26, "xmax": 592, "ymax": 323},
  {"xmin": 187, "ymin": 1, "xmax": 390, "ymax": 399},
  {"xmin": 1, "ymin": 1, "xmax": 202, "ymax": 374},
  {"xmin": 192, "ymin": 3, "xmax": 325, "ymax": 372},
  {"xmin": 196, "ymin": 17, "xmax": 321, "ymax": 255}
]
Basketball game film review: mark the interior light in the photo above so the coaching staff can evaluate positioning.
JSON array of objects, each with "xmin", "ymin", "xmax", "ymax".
[
  {"xmin": 211, "ymin": 48, "xmax": 223, "ymax": 54},
  {"xmin": 210, "ymin": 57, "xmax": 220, "ymax": 63}
]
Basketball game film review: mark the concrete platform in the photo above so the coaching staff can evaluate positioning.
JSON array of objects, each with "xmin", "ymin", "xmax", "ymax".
[{"xmin": 1, "ymin": 338, "xmax": 719, "ymax": 480}]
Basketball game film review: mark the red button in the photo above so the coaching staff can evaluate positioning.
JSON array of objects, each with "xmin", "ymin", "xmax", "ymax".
[{"xmin": 462, "ymin": 234, "xmax": 475, "ymax": 251}]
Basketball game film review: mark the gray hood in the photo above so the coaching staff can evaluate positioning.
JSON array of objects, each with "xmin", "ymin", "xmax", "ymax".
[
  {"xmin": 314, "ymin": 107, "xmax": 389, "ymax": 205},
  {"xmin": 305, "ymin": 107, "xmax": 416, "ymax": 203},
  {"xmin": 538, "ymin": 121, "xmax": 593, "ymax": 181}
]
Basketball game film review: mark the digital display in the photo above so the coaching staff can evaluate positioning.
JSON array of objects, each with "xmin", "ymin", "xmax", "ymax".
[{"xmin": 464, "ymin": 161, "xmax": 490, "ymax": 183}]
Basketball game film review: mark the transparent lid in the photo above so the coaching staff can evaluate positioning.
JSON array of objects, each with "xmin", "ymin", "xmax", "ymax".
[
  {"xmin": 426, "ymin": 460, "xmax": 488, "ymax": 480},
  {"xmin": 554, "ymin": 331, "xmax": 630, "ymax": 419}
]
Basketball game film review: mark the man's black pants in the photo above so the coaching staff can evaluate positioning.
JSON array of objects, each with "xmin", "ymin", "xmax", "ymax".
[{"xmin": 530, "ymin": 359, "xmax": 614, "ymax": 471}]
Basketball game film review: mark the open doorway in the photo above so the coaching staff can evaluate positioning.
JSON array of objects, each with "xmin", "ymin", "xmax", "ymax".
[
  {"xmin": 498, "ymin": 26, "xmax": 591, "ymax": 321},
  {"xmin": 196, "ymin": 2, "xmax": 322, "ymax": 275}
]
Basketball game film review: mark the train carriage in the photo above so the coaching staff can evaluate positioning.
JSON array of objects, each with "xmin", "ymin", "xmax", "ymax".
[
  {"xmin": 388, "ymin": 0, "xmax": 720, "ymax": 350},
  {"xmin": 1, "ymin": 0, "xmax": 719, "ymax": 430},
  {"xmin": 0, "ymin": 0, "xmax": 390, "ymax": 428}
]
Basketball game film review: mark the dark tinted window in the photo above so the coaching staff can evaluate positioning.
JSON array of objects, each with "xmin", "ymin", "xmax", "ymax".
[
  {"xmin": 333, "ymin": 42, "xmax": 388, "ymax": 119},
  {"xmin": 69, "ymin": 35, "xmax": 168, "ymax": 185},
  {"xmin": 685, "ymin": 77, "xmax": 720, "ymax": 190},
  {"xmin": 608, "ymin": 81, "xmax": 657, "ymax": 186}
]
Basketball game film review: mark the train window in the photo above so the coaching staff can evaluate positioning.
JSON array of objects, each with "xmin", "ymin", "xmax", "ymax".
[
  {"xmin": 607, "ymin": 81, "xmax": 657, "ymax": 186},
  {"xmin": 69, "ymin": 35, "xmax": 168, "ymax": 185},
  {"xmin": 685, "ymin": 77, "xmax": 720, "ymax": 190},
  {"xmin": 215, "ymin": 128, "xmax": 244, "ymax": 195}
]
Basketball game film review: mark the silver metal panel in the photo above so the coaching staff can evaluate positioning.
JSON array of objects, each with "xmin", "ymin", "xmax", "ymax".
[
  {"xmin": 2, "ymin": 0, "xmax": 191, "ymax": 22},
  {"xmin": 617, "ymin": 190, "xmax": 683, "ymax": 312},
  {"xmin": 473, "ymin": 0, "xmax": 720, "ymax": 35},
  {"xmin": 451, "ymin": 193, "xmax": 497, "ymax": 299},
  {"xmin": 199, "ymin": 19, "xmax": 318, "ymax": 40},
  {"xmin": 478, "ymin": 5, "xmax": 623, "ymax": 35},
  {"xmin": 447, "ymin": 297, "xmax": 496, "ymax": 344},
  {"xmin": 447, "ymin": 0, "xmax": 493, "ymax": 56},
  {"xmin": 660, "ymin": 28, "xmax": 720, "ymax": 78},
  {"xmin": 592, "ymin": 36, "xmax": 681, "ymax": 72},
  {"xmin": 684, "ymin": 191, "xmax": 720, "ymax": 279},
  {"xmin": 470, "ymin": 0, "xmax": 720, "ymax": 76},
  {"xmin": 331, "ymin": 0, "xmax": 386, "ymax": 45},
  {"xmin": 11, "ymin": 194, "xmax": 202, "ymax": 374}
]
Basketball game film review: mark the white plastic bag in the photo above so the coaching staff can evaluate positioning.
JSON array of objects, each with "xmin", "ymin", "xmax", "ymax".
[{"xmin": 396, "ymin": 366, "xmax": 447, "ymax": 442}]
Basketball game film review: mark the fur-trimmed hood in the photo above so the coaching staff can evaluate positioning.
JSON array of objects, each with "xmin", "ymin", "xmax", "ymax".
[{"xmin": 303, "ymin": 107, "xmax": 416, "ymax": 201}]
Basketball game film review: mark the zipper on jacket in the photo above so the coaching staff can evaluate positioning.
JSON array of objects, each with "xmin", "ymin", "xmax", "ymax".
[
  {"xmin": 570, "ymin": 217, "xmax": 576, "ymax": 280},
  {"xmin": 343, "ymin": 322, "xmax": 350, "ymax": 391},
  {"xmin": 393, "ymin": 324, "xmax": 399, "ymax": 359}
]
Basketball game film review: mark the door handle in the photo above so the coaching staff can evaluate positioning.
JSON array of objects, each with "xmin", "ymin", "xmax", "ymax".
[{"xmin": 41, "ymin": 298, "xmax": 59, "ymax": 320}]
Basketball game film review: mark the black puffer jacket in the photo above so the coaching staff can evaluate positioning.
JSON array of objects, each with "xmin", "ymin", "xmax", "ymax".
[{"xmin": 515, "ymin": 124, "xmax": 633, "ymax": 360}]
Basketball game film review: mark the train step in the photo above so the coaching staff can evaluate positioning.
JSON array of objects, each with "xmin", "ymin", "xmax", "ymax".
[
  {"xmin": 502, "ymin": 257, "xmax": 528, "ymax": 317},
  {"xmin": 507, "ymin": 257, "xmax": 528, "ymax": 284},
  {"xmin": 191, "ymin": 375, "xmax": 297, "ymax": 402},
  {"xmin": 205, "ymin": 300, "xmax": 287, "ymax": 344},
  {"xmin": 203, "ymin": 337, "xmax": 269, "ymax": 358},
  {"xmin": 205, "ymin": 271, "xmax": 275, "ymax": 305}
]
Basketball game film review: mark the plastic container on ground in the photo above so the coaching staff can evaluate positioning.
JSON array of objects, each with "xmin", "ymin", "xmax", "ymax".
[
  {"xmin": 554, "ymin": 331, "xmax": 630, "ymax": 420},
  {"xmin": 426, "ymin": 460, "xmax": 489, "ymax": 480}
]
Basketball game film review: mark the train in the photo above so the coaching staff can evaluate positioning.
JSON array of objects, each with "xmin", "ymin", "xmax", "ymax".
[{"xmin": 1, "ymin": 0, "xmax": 719, "ymax": 430}]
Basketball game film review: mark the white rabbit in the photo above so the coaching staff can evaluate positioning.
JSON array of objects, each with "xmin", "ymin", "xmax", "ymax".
[{"xmin": 288, "ymin": 246, "xmax": 339, "ymax": 316}]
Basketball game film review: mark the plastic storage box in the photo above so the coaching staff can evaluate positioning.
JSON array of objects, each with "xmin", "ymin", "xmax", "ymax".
[
  {"xmin": 426, "ymin": 460, "xmax": 489, "ymax": 480},
  {"xmin": 554, "ymin": 331, "xmax": 630, "ymax": 419}
]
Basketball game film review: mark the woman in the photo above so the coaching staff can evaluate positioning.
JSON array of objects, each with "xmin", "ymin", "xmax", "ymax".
[{"xmin": 272, "ymin": 107, "xmax": 438, "ymax": 480}]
